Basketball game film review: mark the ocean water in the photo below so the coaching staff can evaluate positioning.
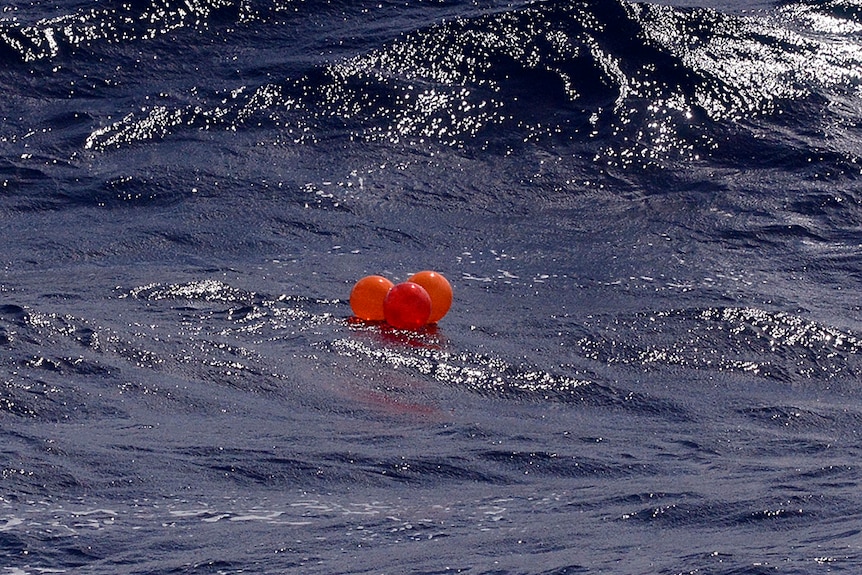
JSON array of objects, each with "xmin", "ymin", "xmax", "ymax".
[{"xmin": 2, "ymin": 0, "xmax": 862, "ymax": 573}]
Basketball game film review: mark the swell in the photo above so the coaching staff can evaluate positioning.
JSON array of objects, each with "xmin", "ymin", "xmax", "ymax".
[
  {"xmin": 0, "ymin": 0, "xmax": 246, "ymax": 63},
  {"xmin": 573, "ymin": 306, "xmax": 862, "ymax": 384},
  {"xmin": 6, "ymin": 282, "xmax": 861, "ymax": 427},
  {"xmin": 3, "ymin": 0, "xmax": 861, "ymax": 222},
  {"xmin": 54, "ymin": 0, "xmax": 862, "ymax": 170},
  {"xmin": 3, "ymin": 280, "xmax": 862, "ymax": 505},
  {"xmin": 0, "ymin": 279, "xmax": 685, "ymax": 425}
]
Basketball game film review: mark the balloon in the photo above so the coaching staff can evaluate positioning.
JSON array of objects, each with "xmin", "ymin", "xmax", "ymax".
[
  {"xmin": 350, "ymin": 275, "xmax": 394, "ymax": 321},
  {"xmin": 383, "ymin": 282, "xmax": 432, "ymax": 330},
  {"xmin": 407, "ymin": 270, "xmax": 452, "ymax": 323}
]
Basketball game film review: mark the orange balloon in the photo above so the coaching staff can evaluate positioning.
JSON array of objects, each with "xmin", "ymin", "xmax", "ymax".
[
  {"xmin": 407, "ymin": 270, "xmax": 452, "ymax": 323},
  {"xmin": 349, "ymin": 275, "xmax": 394, "ymax": 321}
]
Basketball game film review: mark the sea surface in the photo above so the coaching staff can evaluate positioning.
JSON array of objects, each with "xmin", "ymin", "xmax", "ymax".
[{"xmin": 2, "ymin": 0, "xmax": 862, "ymax": 573}]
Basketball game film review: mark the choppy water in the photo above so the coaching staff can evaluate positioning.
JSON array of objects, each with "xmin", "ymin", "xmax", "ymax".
[{"xmin": 2, "ymin": 0, "xmax": 862, "ymax": 573}]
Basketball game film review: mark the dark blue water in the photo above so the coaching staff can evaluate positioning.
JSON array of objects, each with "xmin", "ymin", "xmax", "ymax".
[{"xmin": 2, "ymin": 0, "xmax": 862, "ymax": 573}]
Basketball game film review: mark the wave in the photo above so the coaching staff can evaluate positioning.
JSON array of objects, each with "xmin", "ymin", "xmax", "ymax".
[
  {"xmin": 43, "ymin": 0, "xmax": 858, "ymax": 174},
  {"xmin": 575, "ymin": 306, "xmax": 862, "ymax": 384},
  {"xmin": 0, "ymin": 0, "xmax": 249, "ymax": 63},
  {"xmin": 4, "ymin": 280, "xmax": 860, "ymax": 427}
]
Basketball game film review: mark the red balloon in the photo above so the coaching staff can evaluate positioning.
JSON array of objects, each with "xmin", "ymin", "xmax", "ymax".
[{"xmin": 383, "ymin": 282, "xmax": 432, "ymax": 330}]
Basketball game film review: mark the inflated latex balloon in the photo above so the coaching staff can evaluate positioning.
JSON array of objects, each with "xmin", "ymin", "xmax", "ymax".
[
  {"xmin": 350, "ymin": 275, "xmax": 394, "ymax": 321},
  {"xmin": 383, "ymin": 282, "xmax": 432, "ymax": 330},
  {"xmin": 407, "ymin": 270, "xmax": 452, "ymax": 323}
]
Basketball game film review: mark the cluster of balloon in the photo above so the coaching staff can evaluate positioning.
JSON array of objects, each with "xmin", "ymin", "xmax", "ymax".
[{"xmin": 350, "ymin": 271, "xmax": 452, "ymax": 330}]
